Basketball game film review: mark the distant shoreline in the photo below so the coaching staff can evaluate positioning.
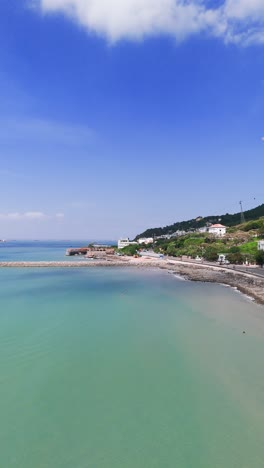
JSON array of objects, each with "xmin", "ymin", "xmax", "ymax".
[{"xmin": 0, "ymin": 257, "xmax": 264, "ymax": 305}]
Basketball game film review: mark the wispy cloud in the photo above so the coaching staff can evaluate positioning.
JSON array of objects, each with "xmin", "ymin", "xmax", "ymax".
[
  {"xmin": 0, "ymin": 169, "xmax": 23, "ymax": 178},
  {"xmin": 23, "ymin": 211, "xmax": 47, "ymax": 219},
  {"xmin": 0, "ymin": 117, "xmax": 94, "ymax": 148},
  {"xmin": 34, "ymin": 0, "xmax": 264, "ymax": 46},
  {"xmin": 0, "ymin": 211, "xmax": 65, "ymax": 220}
]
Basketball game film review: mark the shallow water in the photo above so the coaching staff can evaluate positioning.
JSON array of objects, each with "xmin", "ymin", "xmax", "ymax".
[{"xmin": 0, "ymin": 267, "xmax": 264, "ymax": 468}]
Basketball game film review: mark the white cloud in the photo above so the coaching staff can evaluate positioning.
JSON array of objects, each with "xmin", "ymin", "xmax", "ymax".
[
  {"xmin": 35, "ymin": 0, "xmax": 264, "ymax": 45},
  {"xmin": 5, "ymin": 213, "xmax": 23, "ymax": 220},
  {"xmin": 24, "ymin": 211, "xmax": 47, "ymax": 219},
  {"xmin": 225, "ymin": 0, "xmax": 264, "ymax": 20},
  {"xmin": 37, "ymin": 0, "xmax": 220, "ymax": 42}
]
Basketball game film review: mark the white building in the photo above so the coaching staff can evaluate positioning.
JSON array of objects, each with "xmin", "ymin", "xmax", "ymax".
[
  {"xmin": 118, "ymin": 238, "xmax": 138, "ymax": 249},
  {"xmin": 138, "ymin": 237, "xmax": 153, "ymax": 245},
  {"xmin": 198, "ymin": 226, "xmax": 208, "ymax": 233},
  {"xmin": 258, "ymin": 240, "xmax": 264, "ymax": 251},
  {"xmin": 208, "ymin": 224, "xmax": 227, "ymax": 237}
]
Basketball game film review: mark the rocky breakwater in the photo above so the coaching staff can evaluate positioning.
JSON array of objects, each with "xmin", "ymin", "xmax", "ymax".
[
  {"xmin": 0, "ymin": 261, "xmax": 116, "ymax": 268},
  {"xmin": 163, "ymin": 262, "xmax": 264, "ymax": 305}
]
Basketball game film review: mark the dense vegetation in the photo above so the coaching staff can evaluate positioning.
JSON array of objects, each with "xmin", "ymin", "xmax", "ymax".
[
  {"xmin": 149, "ymin": 218, "xmax": 264, "ymax": 264},
  {"xmin": 136, "ymin": 203, "xmax": 264, "ymax": 239},
  {"xmin": 116, "ymin": 244, "xmax": 139, "ymax": 256},
  {"xmin": 152, "ymin": 234, "xmax": 260, "ymax": 264}
]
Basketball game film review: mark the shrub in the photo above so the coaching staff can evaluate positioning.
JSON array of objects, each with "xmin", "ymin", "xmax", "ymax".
[
  {"xmin": 229, "ymin": 246, "xmax": 240, "ymax": 254},
  {"xmin": 203, "ymin": 247, "xmax": 218, "ymax": 262},
  {"xmin": 227, "ymin": 252, "xmax": 244, "ymax": 264},
  {"xmin": 240, "ymin": 241, "xmax": 258, "ymax": 256}
]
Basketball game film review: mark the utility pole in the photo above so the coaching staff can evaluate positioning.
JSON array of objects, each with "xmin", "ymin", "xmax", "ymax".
[{"xmin": 239, "ymin": 201, "xmax": 245, "ymax": 224}]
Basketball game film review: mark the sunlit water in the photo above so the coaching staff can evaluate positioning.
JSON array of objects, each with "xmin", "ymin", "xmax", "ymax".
[{"xmin": 0, "ymin": 266, "xmax": 264, "ymax": 468}]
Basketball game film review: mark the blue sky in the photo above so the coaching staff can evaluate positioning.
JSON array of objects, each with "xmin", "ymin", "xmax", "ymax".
[{"xmin": 0, "ymin": 0, "xmax": 264, "ymax": 239}]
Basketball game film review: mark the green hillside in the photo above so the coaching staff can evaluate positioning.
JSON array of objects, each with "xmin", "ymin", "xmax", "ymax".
[
  {"xmin": 135, "ymin": 203, "xmax": 264, "ymax": 239},
  {"xmin": 149, "ymin": 217, "xmax": 264, "ymax": 264}
]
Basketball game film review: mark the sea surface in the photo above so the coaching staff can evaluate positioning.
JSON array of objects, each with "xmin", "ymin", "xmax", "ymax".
[
  {"xmin": 0, "ymin": 246, "xmax": 264, "ymax": 467},
  {"xmin": 0, "ymin": 240, "xmax": 115, "ymax": 262}
]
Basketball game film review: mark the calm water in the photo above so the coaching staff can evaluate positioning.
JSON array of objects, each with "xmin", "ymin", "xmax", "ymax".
[
  {"xmin": 0, "ymin": 240, "xmax": 115, "ymax": 262},
  {"xmin": 0, "ymin": 266, "xmax": 264, "ymax": 467}
]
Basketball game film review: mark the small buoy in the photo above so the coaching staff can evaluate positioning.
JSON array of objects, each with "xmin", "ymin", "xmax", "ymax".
[{"xmin": 243, "ymin": 331, "xmax": 246, "ymax": 334}]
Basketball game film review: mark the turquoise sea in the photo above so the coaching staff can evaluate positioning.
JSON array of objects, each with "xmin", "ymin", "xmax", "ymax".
[{"xmin": 0, "ymin": 243, "xmax": 264, "ymax": 467}]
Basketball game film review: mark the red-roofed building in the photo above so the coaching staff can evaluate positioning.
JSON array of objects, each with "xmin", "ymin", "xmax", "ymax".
[{"xmin": 208, "ymin": 224, "xmax": 227, "ymax": 237}]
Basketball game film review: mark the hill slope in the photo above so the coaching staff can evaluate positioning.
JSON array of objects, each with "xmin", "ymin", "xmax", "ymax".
[{"xmin": 135, "ymin": 203, "xmax": 264, "ymax": 239}]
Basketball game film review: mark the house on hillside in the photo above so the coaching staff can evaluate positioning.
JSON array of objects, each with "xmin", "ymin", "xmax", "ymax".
[
  {"xmin": 258, "ymin": 240, "xmax": 264, "ymax": 251},
  {"xmin": 171, "ymin": 230, "xmax": 187, "ymax": 238},
  {"xmin": 138, "ymin": 237, "xmax": 153, "ymax": 245},
  {"xmin": 208, "ymin": 224, "xmax": 227, "ymax": 237}
]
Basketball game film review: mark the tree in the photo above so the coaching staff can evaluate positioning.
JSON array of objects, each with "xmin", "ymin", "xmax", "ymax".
[
  {"xmin": 166, "ymin": 243, "xmax": 178, "ymax": 256},
  {"xmin": 203, "ymin": 247, "xmax": 218, "ymax": 262},
  {"xmin": 229, "ymin": 246, "xmax": 240, "ymax": 254},
  {"xmin": 258, "ymin": 225, "xmax": 264, "ymax": 237},
  {"xmin": 118, "ymin": 244, "xmax": 138, "ymax": 256},
  {"xmin": 255, "ymin": 251, "xmax": 264, "ymax": 267}
]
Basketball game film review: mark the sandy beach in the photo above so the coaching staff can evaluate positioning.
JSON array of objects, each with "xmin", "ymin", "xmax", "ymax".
[{"xmin": 1, "ymin": 256, "xmax": 264, "ymax": 305}]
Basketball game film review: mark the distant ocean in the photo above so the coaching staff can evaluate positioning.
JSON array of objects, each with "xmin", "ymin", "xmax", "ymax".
[
  {"xmin": 0, "ymin": 240, "xmax": 116, "ymax": 262},
  {"xmin": 0, "ymin": 248, "xmax": 264, "ymax": 467}
]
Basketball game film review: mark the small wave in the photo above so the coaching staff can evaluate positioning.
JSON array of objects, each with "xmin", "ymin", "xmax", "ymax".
[
  {"xmin": 168, "ymin": 271, "xmax": 187, "ymax": 281},
  {"xmin": 219, "ymin": 283, "xmax": 255, "ymax": 302}
]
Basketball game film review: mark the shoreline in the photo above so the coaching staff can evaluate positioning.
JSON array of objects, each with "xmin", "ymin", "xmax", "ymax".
[{"xmin": 0, "ymin": 257, "xmax": 264, "ymax": 305}]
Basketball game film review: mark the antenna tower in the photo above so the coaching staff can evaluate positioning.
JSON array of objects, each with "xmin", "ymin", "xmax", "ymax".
[{"xmin": 239, "ymin": 201, "xmax": 245, "ymax": 224}]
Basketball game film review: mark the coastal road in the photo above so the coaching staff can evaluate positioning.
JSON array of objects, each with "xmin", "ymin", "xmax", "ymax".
[{"xmin": 232, "ymin": 266, "xmax": 264, "ymax": 277}]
